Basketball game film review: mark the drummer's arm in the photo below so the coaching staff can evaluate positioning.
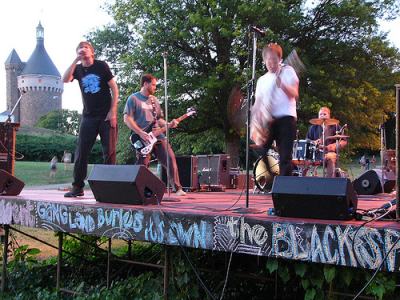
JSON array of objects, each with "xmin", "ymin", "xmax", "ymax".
[
  {"xmin": 339, "ymin": 139, "xmax": 347, "ymax": 149},
  {"xmin": 326, "ymin": 140, "xmax": 347, "ymax": 152}
]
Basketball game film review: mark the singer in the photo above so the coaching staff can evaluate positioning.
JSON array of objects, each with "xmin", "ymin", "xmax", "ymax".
[
  {"xmin": 306, "ymin": 107, "xmax": 348, "ymax": 178},
  {"xmin": 62, "ymin": 41, "xmax": 119, "ymax": 198}
]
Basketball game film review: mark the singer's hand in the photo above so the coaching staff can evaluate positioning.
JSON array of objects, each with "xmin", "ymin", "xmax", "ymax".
[
  {"xmin": 105, "ymin": 110, "xmax": 117, "ymax": 128},
  {"xmin": 73, "ymin": 56, "xmax": 81, "ymax": 64}
]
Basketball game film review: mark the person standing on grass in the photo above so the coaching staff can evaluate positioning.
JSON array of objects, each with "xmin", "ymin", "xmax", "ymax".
[
  {"xmin": 62, "ymin": 41, "xmax": 119, "ymax": 197},
  {"xmin": 49, "ymin": 156, "xmax": 58, "ymax": 182}
]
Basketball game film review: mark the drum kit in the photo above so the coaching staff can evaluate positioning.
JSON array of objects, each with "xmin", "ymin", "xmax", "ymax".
[{"xmin": 253, "ymin": 117, "xmax": 350, "ymax": 192}]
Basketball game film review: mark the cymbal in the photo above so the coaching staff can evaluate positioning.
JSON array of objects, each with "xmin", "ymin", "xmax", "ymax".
[
  {"xmin": 325, "ymin": 134, "xmax": 350, "ymax": 140},
  {"xmin": 309, "ymin": 118, "xmax": 339, "ymax": 126}
]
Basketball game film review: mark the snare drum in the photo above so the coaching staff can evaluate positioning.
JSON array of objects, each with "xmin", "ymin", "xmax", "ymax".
[
  {"xmin": 292, "ymin": 140, "xmax": 315, "ymax": 164},
  {"xmin": 312, "ymin": 148, "xmax": 324, "ymax": 165},
  {"xmin": 253, "ymin": 152, "xmax": 279, "ymax": 191}
]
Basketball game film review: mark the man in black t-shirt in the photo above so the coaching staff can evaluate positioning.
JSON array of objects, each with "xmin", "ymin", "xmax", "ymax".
[
  {"xmin": 306, "ymin": 107, "xmax": 347, "ymax": 177},
  {"xmin": 63, "ymin": 41, "xmax": 119, "ymax": 197}
]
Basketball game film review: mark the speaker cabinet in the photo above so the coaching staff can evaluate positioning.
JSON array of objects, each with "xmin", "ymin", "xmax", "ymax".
[
  {"xmin": 0, "ymin": 122, "xmax": 19, "ymax": 175},
  {"xmin": 353, "ymin": 169, "xmax": 395, "ymax": 195},
  {"xmin": 162, "ymin": 156, "xmax": 198, "ymax": 191},
  {"xmin": 197, "ymin": 154, "xmax": 230, "ymax": 187},
  {"xmin": 88, "ymin": 165, "xmax": 165, "ymax": 205},
  {"xmin": 271, "ymin": 176, "xmax": 358, "ymax": 220},
  {"xmin": 0, "ymin": 169, "xmax": 24, "ymax": 196}
]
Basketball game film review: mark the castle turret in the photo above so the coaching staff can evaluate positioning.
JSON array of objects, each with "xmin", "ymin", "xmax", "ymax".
[
  {"xmin": 17, "ymin": 22, "xmax": 63, "ymax": 126},
  {"xmin": 5, "ymin": 49, "xmax": 24, "ymax": 121}
]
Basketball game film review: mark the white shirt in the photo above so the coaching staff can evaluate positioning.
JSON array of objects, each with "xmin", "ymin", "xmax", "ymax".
[{"xmin": 254, "ymin": 65, "xmax": 298, "ymax": 119}]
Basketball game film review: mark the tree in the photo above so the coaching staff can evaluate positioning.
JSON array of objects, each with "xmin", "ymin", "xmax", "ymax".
[
  {"xmin": 36, "ymin": 109, "xmax": 81, "ymax": 136},
  {"xmin": 88, "ymin": 0, "xmax": 400, "ymax": 165}
]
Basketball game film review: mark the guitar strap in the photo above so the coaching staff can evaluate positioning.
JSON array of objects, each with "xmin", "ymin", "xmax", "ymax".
[{"xmin": 149, "ymin": 96, "xmax": 158, "ymax": 125}]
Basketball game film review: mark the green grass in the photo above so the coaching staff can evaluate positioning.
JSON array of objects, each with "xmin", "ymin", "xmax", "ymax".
[{"xmin": 14, "ymin": 161, "xmax": 92, "ymax": 186}]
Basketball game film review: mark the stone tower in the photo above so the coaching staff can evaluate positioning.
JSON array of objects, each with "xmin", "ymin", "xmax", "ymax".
[
  {"xmin": 4, "ymin": 50, "xmax": 24, "ymax": 121},
  {"xmin": 4, "ymin": 22, "xmax": 63, "ymax": 126}
]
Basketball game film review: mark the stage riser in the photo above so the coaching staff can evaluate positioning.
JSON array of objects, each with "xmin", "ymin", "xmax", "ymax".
[{"xmin": 1, "ymin": 197, "xmax": 400, "ymax": 272}]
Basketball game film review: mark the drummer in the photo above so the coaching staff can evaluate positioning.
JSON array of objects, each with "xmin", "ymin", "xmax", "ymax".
[{"xmin": 306, "ymin": 107, "xmax": 347, "ymax": 177}]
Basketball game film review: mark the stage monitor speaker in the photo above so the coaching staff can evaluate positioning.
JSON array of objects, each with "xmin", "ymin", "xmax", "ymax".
[
  {"xmin": 197, "ymin": 154, "xmax": 230, "ymax": 187},
  {"xmin": 0, "ymin": 169, "xmax": 24, "ymax": 196},
  {"xmin": 352, "ymin": 169, "xmax": 395, "ymax": 195},
  {"xmin": 88, "ymin": 165, "xmax": 165, "ymax": 205},
  {"xmin": 161, "ymin": 155, "xmax": 198, "ymax": 191},
  {"xmin": 271, "ymin": 176, "xmax": 358, "ymax": 220}
]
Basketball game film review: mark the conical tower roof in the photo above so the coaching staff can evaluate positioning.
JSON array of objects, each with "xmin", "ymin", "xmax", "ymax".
[
  {"xmin": 5, "ymin": 49, "xmax": 22, "ymax": 65},
  {"xmin": 21, "ymin": 22, "xmax": 60, "ymax": 77}
]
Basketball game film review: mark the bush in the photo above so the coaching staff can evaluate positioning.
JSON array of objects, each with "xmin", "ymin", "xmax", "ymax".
[{"xmin": 16, "ymin": 133, "xmax": 103, "ymax": 163}]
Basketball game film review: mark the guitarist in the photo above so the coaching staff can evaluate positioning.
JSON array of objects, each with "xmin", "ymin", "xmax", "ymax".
[
  {"xmin": 123, "ymin": 74, "xmax": 186, "ymax": 196},
  {"xmin": 250, "ymin": 43, "xmax": 299, "ymax": 176}
]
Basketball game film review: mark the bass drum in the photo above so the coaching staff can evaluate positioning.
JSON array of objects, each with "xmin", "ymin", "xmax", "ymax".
[{"xmin": 253, "ymin": 153, "xmax": 280, "ymax": 192}]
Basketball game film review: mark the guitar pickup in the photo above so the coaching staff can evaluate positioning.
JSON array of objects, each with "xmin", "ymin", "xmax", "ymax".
[{"xmin": 133, "ymin": 140, "xmax": 144, "ymax": 149}]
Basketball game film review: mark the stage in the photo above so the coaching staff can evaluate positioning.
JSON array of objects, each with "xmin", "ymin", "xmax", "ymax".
[{"xmin": 1, "ymin": 187, "xmax": 400, "ymax": 273}]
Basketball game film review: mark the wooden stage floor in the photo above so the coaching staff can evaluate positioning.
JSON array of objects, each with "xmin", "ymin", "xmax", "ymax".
[{"xmin": 1, "ymin": 187, "xmax": 400, "ymax": 272}]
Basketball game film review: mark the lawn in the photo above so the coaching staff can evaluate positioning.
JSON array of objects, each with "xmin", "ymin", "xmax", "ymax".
[{"xmin": 14, "ymin": 161, "xmax": 88, "ymax": 186}]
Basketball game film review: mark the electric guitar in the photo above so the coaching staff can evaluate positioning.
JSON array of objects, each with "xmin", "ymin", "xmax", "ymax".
[{"xmin": 130, "ymin": 107, "xmax": 196, "ymax": 156}]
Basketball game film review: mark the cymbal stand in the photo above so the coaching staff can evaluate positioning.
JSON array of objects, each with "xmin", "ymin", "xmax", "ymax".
[
  {"xmin": 245, "ymin": 28, "xmax": 261, "ymax": 208},
  {"xmin": 335, "ymin": 125, "xmax": 342, "ymax": 172},
  {"xmin": 322, "ymin": 120, "xmax": 327, "ymax": 177}
]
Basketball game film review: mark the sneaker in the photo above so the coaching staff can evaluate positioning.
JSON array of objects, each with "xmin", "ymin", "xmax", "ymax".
[
  {"xmin": 175, "ymin": 189, "xmax": 187, "ymax": 196},
  {"xmin": 64, "ymin": 187, "xmax": 84, "ymax": 197}
]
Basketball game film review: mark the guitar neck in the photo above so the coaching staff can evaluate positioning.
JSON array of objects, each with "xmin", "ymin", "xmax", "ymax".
[
  {"xmin": 176, "ymin": 114, "xmax": 189, "ymax": 123},
  {"xmin": 157, "ymin": 114, "xmax": 190, "ymax": 135}
]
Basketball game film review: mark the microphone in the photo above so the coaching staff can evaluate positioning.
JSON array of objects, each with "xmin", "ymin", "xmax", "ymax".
[
  {"xmin": 340, "ymin": 124, "xmax": 347, "ymax": 134},
  {"xmin": 250, "ymin": 26, "xmax": 266, "ymax": 37}
]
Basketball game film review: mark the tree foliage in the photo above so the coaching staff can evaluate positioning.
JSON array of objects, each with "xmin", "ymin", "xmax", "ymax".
[
  {"xmin": 88, "ymin": 0, "xmax": 400, "ymax": 164},
  {"xmin": 16, "ymin": 133, "xmax": 103, "ymax": 163},
  {"xmin": 36, "ymin": 109, "xmax": 81, "ymax": 136}
]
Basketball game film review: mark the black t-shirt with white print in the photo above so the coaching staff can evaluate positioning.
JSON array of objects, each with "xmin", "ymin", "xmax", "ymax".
[{"xmin": 73, "ymin": 60, "xmax": 114, "ymax": 119}]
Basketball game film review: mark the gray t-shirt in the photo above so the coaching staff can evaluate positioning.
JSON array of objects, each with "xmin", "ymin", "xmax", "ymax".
[{"xmin": 123, "ymin": 92, "xmax": 165, "ymax": 138}]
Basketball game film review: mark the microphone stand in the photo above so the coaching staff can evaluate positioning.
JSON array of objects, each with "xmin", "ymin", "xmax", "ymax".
[
  {"xmin": 380, "ymin": 115, "xmax": 386, "ymax": 194},
  {"xmin": 395, "ymin": 84, "xmax": 400, "ymax": 220},
  {"xmin": 6, "ymin": 93, "xmax": 23, "ymax": 124},
  {"xmin": 162, "ymin": 52, "xmax": 171, "ymax": 198},
  {"xmin": 245, "ymin": 28, "xmax": 261, "ymax": 208}
]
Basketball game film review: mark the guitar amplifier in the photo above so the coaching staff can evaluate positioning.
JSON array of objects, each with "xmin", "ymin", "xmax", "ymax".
[
  {"xmin": 197, "ymin": 154, "xmax": 230, "ymax": 188},
  {"xmin": 162, "ymin": 156, "xmax": 198, "ymax": 191},
  {"xmin": 0, "ymin": 122, "xmax": 19, "ymax": 175}
]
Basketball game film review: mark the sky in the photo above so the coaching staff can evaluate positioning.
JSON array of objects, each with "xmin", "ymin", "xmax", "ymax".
[{"xmin": 1, "ymin": 1, "xmax": 400, "ymax": 114}]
